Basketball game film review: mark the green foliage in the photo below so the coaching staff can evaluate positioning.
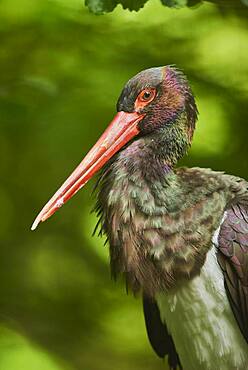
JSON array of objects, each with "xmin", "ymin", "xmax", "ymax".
[
  {"xmin": 85, "ymin": 0, "xmax": 116, "ymax": 13},
  {"xmin": 86, "ymin": 0, "xmax": 148, "ymax": 13},
  {"xmin": 0, "ymin": 0, "xmax": 248, "ymax": 370},
  {"xmin": 161, "ymin": 0, "xmax": 187, "ymax": 8},
  {"xmin": 85, "ymin": 0, "xmax": 248, "ymax": 13}
]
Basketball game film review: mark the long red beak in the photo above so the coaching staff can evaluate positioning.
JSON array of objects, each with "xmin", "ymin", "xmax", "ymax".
[{"xmin": 31, "ymin": 111, "xmax": 144, "ymax": 230}]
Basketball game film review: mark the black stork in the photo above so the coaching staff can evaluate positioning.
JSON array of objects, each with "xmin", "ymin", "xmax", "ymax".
[{"xmin": 32, "ymin": 66, "xmax": 248, "ymax": 370}]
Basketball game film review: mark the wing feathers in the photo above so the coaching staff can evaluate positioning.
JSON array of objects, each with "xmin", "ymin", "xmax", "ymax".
[{"xmin": 217, "ymin": 204, "xmax": 248, "ymax": 342}]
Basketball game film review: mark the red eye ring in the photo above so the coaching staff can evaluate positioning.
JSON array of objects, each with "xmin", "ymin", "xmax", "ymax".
[{"xmin": 135, "ymin": 88, "xmax": 156, "ymax": 109}]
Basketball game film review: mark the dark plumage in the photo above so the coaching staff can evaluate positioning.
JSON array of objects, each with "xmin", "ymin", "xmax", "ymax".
[
  {"xmin": 95, "ymin": 165, "xmax": 247, "ymax": 295},
  {"xmin": 32, "ymin": 66, "xmax": 248, "ymax": 370},
  {"xmin": 143, "ymin": 295, "xmax": 182, "ymax": 370},
  {"xmin": 218, "ymin": 204, "xmax": 248, "ymax": 342},
  {"xmin": 94, "ymin": 67, "xmax": 248, "ymax": 368}
]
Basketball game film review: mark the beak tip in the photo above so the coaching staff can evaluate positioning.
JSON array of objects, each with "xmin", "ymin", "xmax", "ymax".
[{"xmin": 31, "ymin": 218, "xmax": 40, "ymax": 231}]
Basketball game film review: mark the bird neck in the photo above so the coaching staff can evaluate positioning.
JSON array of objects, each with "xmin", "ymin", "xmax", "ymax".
[
  {"xmin": 117, "ymin": 112, "xmax": 191, "ymax": 180},
  {"xmin": 117, "ymin": 137, "xmax": 175, "ymax": 184},
  {"xmin": 151, "ymin": 111, "xmax": 192, "ymax": 168},
  {"xmin": 106, "ymin": 137, "xmax": 183, "ymax": 221}
]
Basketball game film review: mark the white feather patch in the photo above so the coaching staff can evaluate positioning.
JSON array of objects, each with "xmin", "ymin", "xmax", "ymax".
[{"xmin": 156, "ymin": 217, "xmax": 248, "ymax": 370}]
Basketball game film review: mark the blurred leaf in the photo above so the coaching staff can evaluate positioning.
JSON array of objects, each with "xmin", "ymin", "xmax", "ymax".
[
  {"xmin": 85, "ymin": 0, "xmax": 148, "ymax": 13},
  {"xmin": 161, "ymin": 0, "xmax": 188, "ymax": 8},
  {"xmin": 85, "ymin": 0, "xmax": 247, "ymax": 13},
  {"xmin": 119, "ymin": 0, "xmax": 148, "ymax": 10},
  {"xmin": 85, "ymin": 0, "xmax": 116, "ymax": 14}
]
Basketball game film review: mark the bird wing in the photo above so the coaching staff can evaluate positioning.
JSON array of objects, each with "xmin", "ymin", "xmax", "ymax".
[
  {"xmin": 143, "ymin": 295, "xmax": 182, "ymax": 370},
  {"xmin": 217, "ymin": 203, "xmax": 248, "ymax": 343}
]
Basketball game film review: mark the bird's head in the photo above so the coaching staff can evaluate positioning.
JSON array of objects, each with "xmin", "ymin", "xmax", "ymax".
[
  {"xmin": 117, "ymin": 66, "xmax": 197, "ymax": 141},
  {"xmin": 31, "ymin": 66, "xmax": 198, "ymax": 230}
]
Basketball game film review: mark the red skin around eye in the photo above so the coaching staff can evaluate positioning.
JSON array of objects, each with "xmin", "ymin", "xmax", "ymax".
[{"xmin": 135, "ymin": 88, "xmax": 156, "ymax": 110}]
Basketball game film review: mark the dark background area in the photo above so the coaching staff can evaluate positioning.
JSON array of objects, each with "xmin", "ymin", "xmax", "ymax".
[{"xmin": 0, "ymin": 1, "xmax": 247, "ymax": 369}]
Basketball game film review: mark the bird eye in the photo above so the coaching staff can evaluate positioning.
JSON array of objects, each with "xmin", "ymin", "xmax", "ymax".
[
  {"xmin": 142, "ymin": 91, "xmax": 152, "ymax": 100},
  {"xmin": 135, "ymin": 88, "xmax": 156, "ymax": 109}
]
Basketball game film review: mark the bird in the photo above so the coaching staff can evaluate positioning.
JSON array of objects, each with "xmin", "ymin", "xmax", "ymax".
[{"xmin": 31, "ymin": 66, "xmax": 248, "ymax": 370}]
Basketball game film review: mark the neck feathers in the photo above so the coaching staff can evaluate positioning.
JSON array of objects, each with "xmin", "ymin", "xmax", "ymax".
[{"xmin": 145, "ymin": 109, "xmax": 194, "ymax": 169}]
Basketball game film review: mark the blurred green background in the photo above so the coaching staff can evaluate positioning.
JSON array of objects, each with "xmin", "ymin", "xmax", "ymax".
[{"xmin": 0, "ymin": 1, "xmax": 248, "ymax": 369}]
